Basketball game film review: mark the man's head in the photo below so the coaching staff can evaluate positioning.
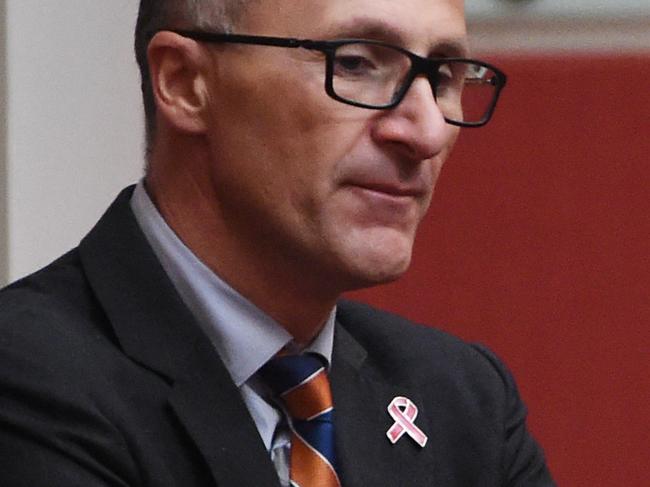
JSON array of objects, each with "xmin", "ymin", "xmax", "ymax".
[{"xmin": 138, "ymin": 0, "xmax": 471, "ymax": 312}]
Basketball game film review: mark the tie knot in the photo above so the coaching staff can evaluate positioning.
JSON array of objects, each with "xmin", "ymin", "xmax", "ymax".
[{"xmin": 261, "ymin": 353, "xmax": 333, "ymax": 421}]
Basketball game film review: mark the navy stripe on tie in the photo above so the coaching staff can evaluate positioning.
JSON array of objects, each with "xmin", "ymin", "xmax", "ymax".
[
  {"xmin": 292, "ymin": 410, "xmax": 337, "ymax": 469},
  {"xmin": 262, "ymin": 354, "xmax": 324, "ymax": 394}
]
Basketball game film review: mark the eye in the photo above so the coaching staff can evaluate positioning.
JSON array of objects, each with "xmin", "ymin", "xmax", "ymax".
[{"xmin": 333, "ymin": 54, "xmax": 377, "ymax": 77}]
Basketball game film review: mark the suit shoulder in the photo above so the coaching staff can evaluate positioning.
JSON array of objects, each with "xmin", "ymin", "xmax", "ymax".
[
  {"xmin": 0, "ymin": 249, "xmax": 117, "ymax": 377},
  {"xmin": 337, "ymin": 299, "xmax": 464, "ymax": 346},
  {"xmin": 1, "ymin": 248, "xmax": 99, "ymax": 319},
  {"xmin": 337, "ymin": 299, "xmax": 477, "ymax": 357},
  {"xmin": 1, "ymin": 249, "xmax": 87, "ymax": 312},
  {"xmin": 336, "ymin": 300, "xmax": 512, "ymax": 392}
]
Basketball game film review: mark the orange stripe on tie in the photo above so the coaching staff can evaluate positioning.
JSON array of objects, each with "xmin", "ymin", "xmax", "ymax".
[
  {"xmin": 282, "ymin": 369, "xmax": 332, "ymax": 420},
  {"xmin": 291, "ymin": 433, "xmax": 341, "ymax": 487}
]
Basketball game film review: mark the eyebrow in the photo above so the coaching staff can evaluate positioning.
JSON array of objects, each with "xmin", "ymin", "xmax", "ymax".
[{"xmin": 322, "ymin": 17, "xmax": 470, "ymax": 58}]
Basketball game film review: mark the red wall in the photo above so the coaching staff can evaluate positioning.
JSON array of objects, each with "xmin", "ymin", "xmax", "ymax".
[{"xmin": 348, "ymin": 54, "xmax": 650, "ymax": 486}]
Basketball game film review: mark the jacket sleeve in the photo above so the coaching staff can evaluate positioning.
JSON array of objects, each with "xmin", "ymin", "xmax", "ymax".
[{"xmin": 471, "ymin": 343, "xmax": 557, "ymax": 487}]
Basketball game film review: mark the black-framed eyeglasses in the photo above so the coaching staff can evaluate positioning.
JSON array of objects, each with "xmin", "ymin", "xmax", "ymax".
[{"xmin": 168, "ymin": 30, "xmax": 507, "ymax": 128}]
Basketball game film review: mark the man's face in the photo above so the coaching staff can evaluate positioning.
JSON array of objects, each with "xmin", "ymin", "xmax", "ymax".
[{"xmin": 202, "ymin": 0, "xmax": 466, "ymax": 293}]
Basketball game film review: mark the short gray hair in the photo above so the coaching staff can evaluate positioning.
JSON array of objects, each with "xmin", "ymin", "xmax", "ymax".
[{"xmin": 134, "ymin": 1, "xmax": 247, "ymax": 156}]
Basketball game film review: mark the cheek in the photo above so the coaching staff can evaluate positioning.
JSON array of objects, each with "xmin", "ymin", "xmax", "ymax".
[
  {"xmin": 210, "ymin": 68, "xmax": 342, "ymax": 177},
  {"xmin": 206, "ymin": 95, "xmax": 366, "ymax": 245},
  {"xmin": 257, "ymin": 83, "xmax": 369, "ymax": 180}
]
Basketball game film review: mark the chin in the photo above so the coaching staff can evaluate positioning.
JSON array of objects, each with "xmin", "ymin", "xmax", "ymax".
[{"xmin": 333, "ymin": 227, "xmax": 415, "ymax": 291}]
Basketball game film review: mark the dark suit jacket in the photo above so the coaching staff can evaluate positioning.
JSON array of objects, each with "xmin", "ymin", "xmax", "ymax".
[{"xmin": 0, "ymin": 187, "xmax": 554, "ymax": 486}]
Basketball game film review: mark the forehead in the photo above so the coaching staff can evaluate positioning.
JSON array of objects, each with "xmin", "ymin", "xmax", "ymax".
[{"xmin": 242, "ymin": 0, "xmax": 467, "ymax": 53}]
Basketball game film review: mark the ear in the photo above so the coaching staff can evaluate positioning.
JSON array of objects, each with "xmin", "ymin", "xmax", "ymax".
[{"xmin": 147, "ymin": 31, "xmax": 210, "ymax": 135}]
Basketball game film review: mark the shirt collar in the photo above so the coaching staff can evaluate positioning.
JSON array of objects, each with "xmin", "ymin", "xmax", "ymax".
[{"xmin": 129, "ymin": 181, "xmax": 335, "ymax": 386}]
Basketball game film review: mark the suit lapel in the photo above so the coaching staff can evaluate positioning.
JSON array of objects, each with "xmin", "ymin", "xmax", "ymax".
[
  {"xmin": 331, "ymin": 322, "xmax": 436, "ymax": 486},
  {"xmin": 79, "ymin": 187, "xmax": 280, "ymax": 487},
  {"xmin": 167, "ymin": 336, "xmax": 281, "ymax": 487}
]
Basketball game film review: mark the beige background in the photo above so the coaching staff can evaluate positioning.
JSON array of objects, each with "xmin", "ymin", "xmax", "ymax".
[{"xmin": 2, "ymin": 0, "xmax": 143, "ymax": 283}]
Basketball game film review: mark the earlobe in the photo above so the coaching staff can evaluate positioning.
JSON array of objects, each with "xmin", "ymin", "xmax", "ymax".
[{"xmin": 147, "ymin": 31, "xmax": 209, "ymax": 135}]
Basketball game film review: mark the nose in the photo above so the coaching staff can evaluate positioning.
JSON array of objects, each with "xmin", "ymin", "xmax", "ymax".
[{"xmin": 371, "ymin": 77, "xmax": 452, "ymax": 162}]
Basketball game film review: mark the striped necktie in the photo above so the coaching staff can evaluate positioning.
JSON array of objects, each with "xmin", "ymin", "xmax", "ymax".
[{"xmin": 261, "ymin": 353, "xmax": 342, "ymax": 487}]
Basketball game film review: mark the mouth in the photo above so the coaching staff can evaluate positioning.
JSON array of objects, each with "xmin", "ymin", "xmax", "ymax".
[{"xmin": 346, "ymin": 181, "xmax": 427, "ymax": 199}]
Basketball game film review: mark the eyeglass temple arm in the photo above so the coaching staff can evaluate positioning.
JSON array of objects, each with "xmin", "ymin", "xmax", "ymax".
[{"xmin": 169, "ymin": 30, "xmax": 328, "ymax": 51}]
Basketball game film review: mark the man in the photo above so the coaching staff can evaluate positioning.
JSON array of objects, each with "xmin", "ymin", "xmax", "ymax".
[{"xmin": 0, "ymin": 0, "xmax": 554, "ymax": 485}]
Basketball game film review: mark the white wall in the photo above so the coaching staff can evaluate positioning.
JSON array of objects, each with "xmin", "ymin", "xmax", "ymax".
[{"xmin": 5, "ymin": 0, "xmax": 143, "ymax": 282}]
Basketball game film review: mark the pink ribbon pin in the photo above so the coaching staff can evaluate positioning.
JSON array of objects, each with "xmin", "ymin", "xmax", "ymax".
[{"xmin": 386, "ymin": 396, "xmax": 428, "ymax": 447}]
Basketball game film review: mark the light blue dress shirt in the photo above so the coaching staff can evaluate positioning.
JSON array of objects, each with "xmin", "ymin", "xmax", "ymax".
[{"xmin": 130, "ymin": 181, "xmax": 336, "ymax": 486}]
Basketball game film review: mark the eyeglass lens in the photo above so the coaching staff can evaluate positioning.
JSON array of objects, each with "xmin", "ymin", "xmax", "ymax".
[{"xmin": 330, "ymin": 43, "xmax": 499, "ymax": 124}]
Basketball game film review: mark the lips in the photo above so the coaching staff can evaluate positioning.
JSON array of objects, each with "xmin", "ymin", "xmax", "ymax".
[
  {"xmin": 338, "ymin": 162, "xmax": 433, "ymax": 204},
  {"xmin": 345, "ymin": 180, "xmax": 428, "ymax": 199}
]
